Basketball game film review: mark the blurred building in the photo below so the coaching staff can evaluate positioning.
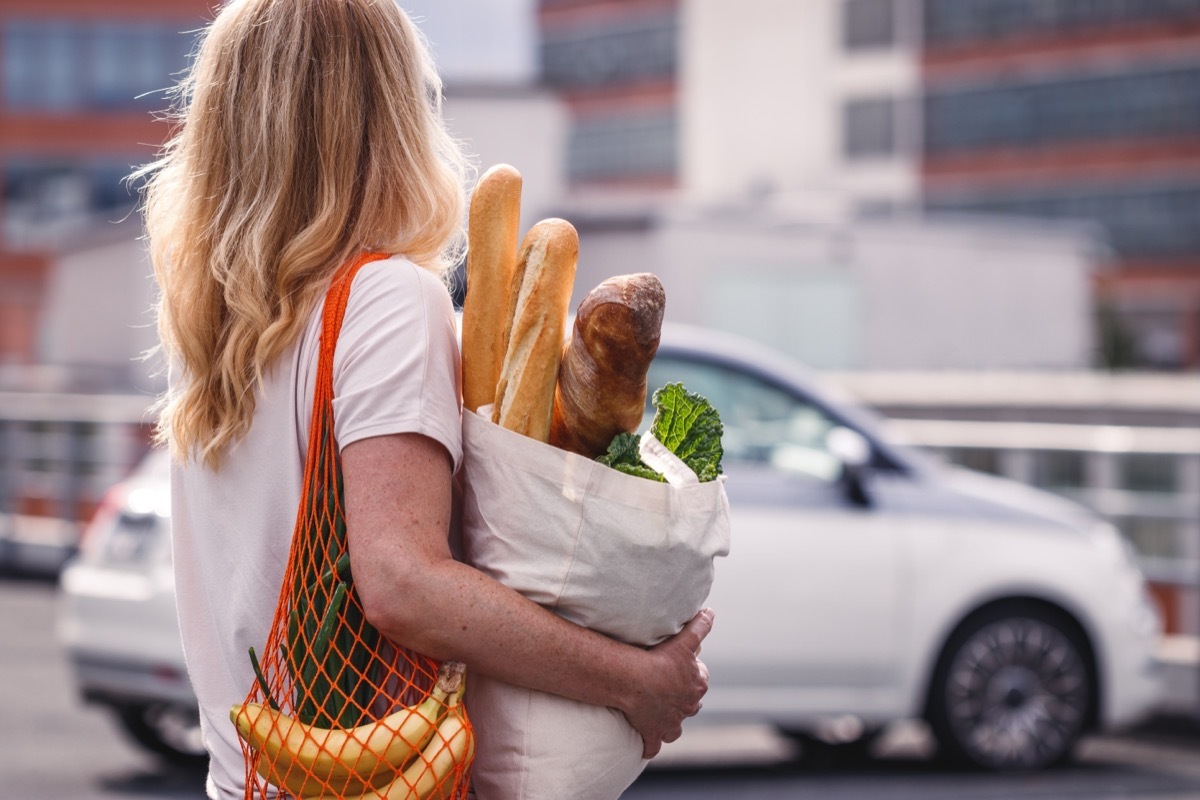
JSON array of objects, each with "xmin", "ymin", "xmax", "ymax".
[
  {"xmin": 921, "ymin": 1, "xmax": 1200, "ymax": 370},
  {"xmin": 540, "ymin": 0, "xmax": 1096, "ymax": 372},
  {"xmin": 538, "ymin": 0, "xmax": 680, "ymax": 192},
  {"xmin": 0, "ymin": 0, "xmax": 570, "ymax": 569},
  {"xmin": 570, "ymin": 204, "xmax": 1097, "ymax": 371},
  {"xmin": 537, "ymin": 0, "xmax": 1200, "ymax": 370},
  {"xmin": 536, "ymin": 0, "xmax": 920, "ymax": 209},
  {"xmin": 0, "ymin": 0, "xmax": 565, "ymax": 380},
  {"xmin": 0, "ymin": 0, "xmax": 210, "ymax": 369}
]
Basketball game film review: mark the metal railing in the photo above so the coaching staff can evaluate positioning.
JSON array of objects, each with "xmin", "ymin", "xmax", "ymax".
[
  {"xmin": 0, "ymin": 391, "xmax": 153, "ymax": 571},
  {"xmin": 885, "ymin": 416, "xmax": 1200, "ymax": 635},
  {"xmin": 1, "ymin": 390, "xmax": 1196, "ymax": 630}
]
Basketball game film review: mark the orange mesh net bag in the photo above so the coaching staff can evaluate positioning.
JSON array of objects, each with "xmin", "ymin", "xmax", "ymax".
[{"xmin": 229, "ymin": 252, "xmax": 474, "ymax": 799}]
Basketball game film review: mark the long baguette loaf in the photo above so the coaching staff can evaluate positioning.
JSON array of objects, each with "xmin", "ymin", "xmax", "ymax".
[
  {"xmin": 492, "ymin": 218, "xmax": 579, "ymax": 441},
  {"xmin": 461, "ymin": 164, "xmax": 523, "ymax": 413},
  {"xmin": 549, "ymin": 273, "xmax": 665, "ymax": 458}
]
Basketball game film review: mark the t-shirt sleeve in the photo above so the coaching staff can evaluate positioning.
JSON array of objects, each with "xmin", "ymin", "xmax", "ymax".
[{"xmin": 330, "ymin": 258, "xmax": 463, "ymax": 472}]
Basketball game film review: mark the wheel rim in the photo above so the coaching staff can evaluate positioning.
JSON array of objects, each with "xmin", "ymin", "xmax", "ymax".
[{"xmin": 944, "ymin": 616, "xmax": 1089, "ymax": 769}]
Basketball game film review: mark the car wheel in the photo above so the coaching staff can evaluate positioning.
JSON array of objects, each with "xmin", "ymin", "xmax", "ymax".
[
  {"xmin": 115, "ymin": 703, "xmax": 208, "ymax": 767},
  {"xmin": 928, "ymin": 605, "xmax": 1093, "ymax": 771}
]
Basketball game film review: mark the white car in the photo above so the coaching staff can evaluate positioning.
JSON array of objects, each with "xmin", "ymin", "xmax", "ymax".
[
  {"xmin": 57, "ymin": 448, "xmax": 204, "ymax": 764},
  {"xmin": 57, "ymin": 322, "xmax": 1164, "ymax": 770},
  {"xmin": 647, "ymin": 323, "xmax": 1163, "ymax": 770}
]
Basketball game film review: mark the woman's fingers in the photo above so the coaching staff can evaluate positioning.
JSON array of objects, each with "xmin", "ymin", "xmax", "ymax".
[{"xmin": 674, "ymin": 607, "xmax": 715, "ymax": 656}]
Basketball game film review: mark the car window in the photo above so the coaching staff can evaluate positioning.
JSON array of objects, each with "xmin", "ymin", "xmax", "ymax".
[{"xmin": 645, "ymin": 355, "xmax": 847, "ymax": 481}]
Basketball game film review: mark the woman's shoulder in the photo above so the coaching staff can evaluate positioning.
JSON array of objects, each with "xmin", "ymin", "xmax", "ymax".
[
  {"xmin": 353, "ymin": 254, "xmax": 452, "ymax": 303},
  {"xmin": 343, "ymin": 254, "xmax": 456, "ymax": 336}
]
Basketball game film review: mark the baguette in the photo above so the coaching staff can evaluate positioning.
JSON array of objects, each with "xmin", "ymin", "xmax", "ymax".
[
  {"xmin": 492, "ymin": 218, "xmax": 579, "ymax": 441},
  {"xmin": 461, "ymin": 164, "xmax": 523, "ymax": 413},
  {"xmin": 548, "ymin": 273, "xmax": 665, "ymax": 458}
]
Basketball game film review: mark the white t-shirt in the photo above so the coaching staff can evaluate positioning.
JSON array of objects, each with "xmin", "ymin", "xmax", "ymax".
[{"xmin": 169, "ymin": 256, "xmax": 463, "ymax": 799}]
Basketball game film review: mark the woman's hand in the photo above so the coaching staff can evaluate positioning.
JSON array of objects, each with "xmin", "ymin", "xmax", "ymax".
[{"xmin": 622, "ymin": 608, "xmax": 715, "ymax": 758}]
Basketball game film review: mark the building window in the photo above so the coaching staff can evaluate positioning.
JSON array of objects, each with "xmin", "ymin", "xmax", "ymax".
[
  {"xmin": 924, "ymin": 66, "xmax": 1200, "ymax": 154},
  {"xmin": 1034, "ymin": 450, "xmax": 1087, "ymax": 491},
  {"xmin": 844, "ymin": 97, "xmax": 896, "ymax": 158},
  {"xmin": 568, "ymin": 112, "xmax": 677, "ymax": 183},
  {"xmin": 1121, "ymin": 453, "xmax": 1179, "ymax": 494},
  {"xmin": 2, "ymin": 19, "xmax": 196, "ymax": 112},
  {"xmin": 3, "ymin": 158, "xmax": 142, "ymax": 249},
  {"xmin": 925, "ymin": 0, "xmax": 1200, "ymax": 46},
  {"xmin": 844, "ymin": 0, "xmax": 896, "ymax": 49},
  {"xmin": 541, "ymin": 15, "xmax": 677, "ymax": 89},
  {"xmin": 925, "ymin": 182, "xmax": 1200, "ymax": 260}
]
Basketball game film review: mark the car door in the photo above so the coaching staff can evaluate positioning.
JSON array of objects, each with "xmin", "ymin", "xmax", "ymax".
[{"xmin": 646, "ymin": 353, "xmax": 907, "ymax": 718}]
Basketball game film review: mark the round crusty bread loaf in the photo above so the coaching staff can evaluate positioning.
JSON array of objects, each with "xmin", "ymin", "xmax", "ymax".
[
  {"xmin": 462, "ymin": 164, "xmax": 523, "ymax": 413},
  {"xmin": 548, "ymin": 273, "xmax": 665, "ymax": 458},
  {"xmin": 492, "ymin": 218, "xmax": 579, "ymax": 441}
]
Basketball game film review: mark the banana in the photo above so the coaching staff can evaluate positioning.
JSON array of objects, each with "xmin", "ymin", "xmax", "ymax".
[
  {"xmin": 231, "ymin": 661, "xmax": 466, "ymax": 797},
  {"xmin": 343, "ymin": 696, "xmax": 474, "ymax": 800}
]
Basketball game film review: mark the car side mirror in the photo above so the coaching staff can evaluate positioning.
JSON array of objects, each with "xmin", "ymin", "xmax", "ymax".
[{"xmin": 826, "ymin": 427, "xmax": 872, "ymax": 508}]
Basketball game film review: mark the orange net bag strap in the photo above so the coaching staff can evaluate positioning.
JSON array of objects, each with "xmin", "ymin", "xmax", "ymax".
[
  {"xmin": 270, "ymin": 250, "xmax": 389, "ymax": 676},
  {"xmin": 311, "ymin": 251, "xmax": 388, "ymax": 428},
  {"xmin": 235, "ymin": 251, "xmax": 473, "ymax": 799}
]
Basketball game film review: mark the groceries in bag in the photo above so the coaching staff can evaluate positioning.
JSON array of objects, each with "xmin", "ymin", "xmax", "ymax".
[{"xmin": 458, "ymin": 164, "xmax": 730, "ymax": 800}]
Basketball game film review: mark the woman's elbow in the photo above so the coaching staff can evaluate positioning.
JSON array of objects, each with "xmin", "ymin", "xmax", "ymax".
[{"xmin": 355, "ymin": 564, "xmax": 454, "ymax": 658}]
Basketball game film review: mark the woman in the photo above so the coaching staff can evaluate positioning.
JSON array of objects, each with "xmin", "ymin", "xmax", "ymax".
[{"xmin": 140, "ymin": 1, "xmax": 712, "ymax": 797}]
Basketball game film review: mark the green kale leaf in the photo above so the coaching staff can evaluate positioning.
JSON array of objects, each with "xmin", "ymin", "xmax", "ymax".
[
  {"xmin": 597, "ymin": 432, "xmax": 666, "ymax": 482},
  {"xmin": 649, "ymin": 383, "xmax": 724, "ymax": 482},
  {"xmin": 595, "ymin": 383, "xmax": 724, "ymax": 483}
]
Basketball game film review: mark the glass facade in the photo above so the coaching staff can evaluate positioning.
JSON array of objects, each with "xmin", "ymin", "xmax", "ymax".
[
  {"xmin": 567, "ymin": 111, "xmax": 677, "ymax": 182},
  {"xmin": 926, "ymin": 182, "xmax": 1200, "ymax": 259},
  {"xmin": 541, "ymin": 10, "xmax": 679, "ymax": 184},
  {"xmin": 925, "ymin": 66, "xmax": 1200, "ymax": 154},
  {"xmin": 924, "ymin": 63, "xmax": 1200, "ymax": 262},
  {"xmin": 924, "ymin": 0, "xmax": 1200, "ymax": 45},
  {"xmin": 844, "ymin": 96, "xmax": 897, "ymax": 158},
  {"xmin": 3, "ymin": 158, "xmax": 143, "ymax": 249},
  {"xmin": 1034, "ymin": 449, "xmax": 1087, "ymax": 490},
  {"xmin": 844, "ymin": 0, "xmax": 897, "ymax": 49},
  {"xmin": 3, "ymin": 19, "xmax": 195, "ymax": 112},
  {"xmin": 541, "ymin": 15, "xmax": 677, "ymax": 89},
  {"xmin": 1121, "ymin": 452, "xmax": 1179, "ymax": 494}
]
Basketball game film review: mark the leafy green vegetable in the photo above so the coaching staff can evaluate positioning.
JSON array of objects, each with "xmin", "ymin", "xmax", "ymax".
[
  {"xmin": 650, "ymin": 383, "xmax": 723, "ymax": 481},
  {"xmin": 597, "ymin": 382, "xmax": 724, "ymax": 482},
  {"xmin": 598, "ymin": 432, "xmax": 667, "ymax": 481}
]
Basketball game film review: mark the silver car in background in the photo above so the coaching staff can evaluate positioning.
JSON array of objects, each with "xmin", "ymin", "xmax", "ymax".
[
  {"xmin": 57, "ymin": 322, "xmax": 1166, "ymax": 771},
  {"xmin": 58, "ymin": 449, "xmax": 204, "ymax": 765},
  {"xmin": 648, "ymin": 323, "xmax": 1163, "ymax": 770}
]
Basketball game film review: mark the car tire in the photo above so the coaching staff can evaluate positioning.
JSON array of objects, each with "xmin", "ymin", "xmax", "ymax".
[
  {"xmin": 115, "ymin": 703, "xmax": 208, "ymax": 767},
  {"xmin": 927, "ymin": 604, "xmax": 1093, "ymax": 771}
]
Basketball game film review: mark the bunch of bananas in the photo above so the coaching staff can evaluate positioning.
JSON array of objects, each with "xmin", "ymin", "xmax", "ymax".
[{"xmin": 231, "ymin": 661, "xmax": 474, "ymax": 799}]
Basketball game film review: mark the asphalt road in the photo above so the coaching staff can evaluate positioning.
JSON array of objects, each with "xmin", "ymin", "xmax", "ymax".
[{"xmin": 6, "ymin": 573, "xmax": 1200, "ymax": 800}]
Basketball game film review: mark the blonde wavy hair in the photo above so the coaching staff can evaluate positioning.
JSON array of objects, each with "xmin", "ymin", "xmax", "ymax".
[{"xmin": 140, "ymin": 0, "xmax": 469, "ymax": 469}]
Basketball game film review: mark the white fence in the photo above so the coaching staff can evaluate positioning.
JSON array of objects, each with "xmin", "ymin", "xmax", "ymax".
[
  {"xmin": 0, "ymin": 391, "xmax": 152, "ymax": 572},
  {"xmin": 1, "ymin": 387, "xmax": 1197, "ymax": 634},
  {"xmin": 885, "ymin": 417, "xmax": 1200, "ymax": 636}
]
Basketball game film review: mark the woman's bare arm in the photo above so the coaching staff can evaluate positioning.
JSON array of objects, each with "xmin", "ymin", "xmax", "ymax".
[{"xmin": 341, "ymin": 431, "xmax": 713, "ymax": 757}]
